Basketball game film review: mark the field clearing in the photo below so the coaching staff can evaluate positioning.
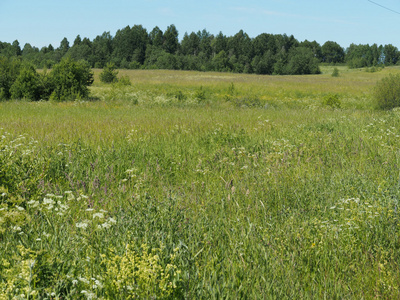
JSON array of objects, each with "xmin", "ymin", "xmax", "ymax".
[{"xmin": 1, "ymin": 67, "xmax": 400, "ymax": 298}]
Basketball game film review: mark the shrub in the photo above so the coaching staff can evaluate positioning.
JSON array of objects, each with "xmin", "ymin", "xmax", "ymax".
[
  {"xmin": 0, "ymin": 57, "xmax": 21, "ymax": 100},
  {"xmin": 10, "ymin": 64, "xmax": 43, "ymax": 101},
  {"xmin": 100, "ymin": 62, "xmax": 118, "ymax": 83},
  {"xmin": 331, "ymin": 67, "xmax": 340, "ymax": 77},
  {"xmin": 194, "ymin": 86, "xmax": 206, "ymax": 103},
  {"xmin": 47, "ymin": 57, "xmax": 94, "ymax": 101},
  {"xmin": 322, "ymin": 93, "xmax": 341, "ymax": 109},
  {"xmin": 374, "ymin": 74, "xmax": 400, "ymax": 110},
  {"xmin": 117, "ymin": 75, "xmax": 131, "ymax": 86}
]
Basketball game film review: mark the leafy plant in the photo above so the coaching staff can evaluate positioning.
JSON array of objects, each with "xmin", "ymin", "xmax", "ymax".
[
  {"xmin": 10, "ymin": 63, "xmax": 43, "ymax": 101},
  {"xmin": 100, "ymin": 62, "xmax": 119, "ymax": 83},
  {"xmin": 331, "ymin": 67, "xmax": 340, "ymax": 77},
  {"xmin": 194, "ymin": 86, "xmax": 206, "ymax": 103},
  {"xmin": 117, "ymin": 75, "xmax": 131, "ymax": 86},
  {"xmin": 373, "ymin": 73, "xmax": 400, "ymax": 109},
  {"xmin": 47, "ymin": 57, "xmax": 94, "ymax": 101},
  {"xmin": 322, "ymin": 93, "xmax": 341, "ymax": 109},
  {"xmin": 0, "ymin": 57, "xmax": 21, "ymax": 100}
]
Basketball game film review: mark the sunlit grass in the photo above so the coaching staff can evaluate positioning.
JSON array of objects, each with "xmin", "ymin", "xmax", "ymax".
[{"xmin": 1, "ymin": 68, "xmax": 400, "ymax": 298}]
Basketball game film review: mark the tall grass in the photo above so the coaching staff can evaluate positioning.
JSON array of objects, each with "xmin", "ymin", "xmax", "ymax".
[{"xmin": 1, "ymin": 67, "xmax": 400, "ymax": 298}]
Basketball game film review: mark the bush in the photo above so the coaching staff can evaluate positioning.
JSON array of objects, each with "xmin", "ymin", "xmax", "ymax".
[
  {"xmin": 374, "ymin": 74, "xmax": 400, "ymax": 110},
  {"xmin": 331, "ymin": 67, "xmax": 340, "ymax": 77},
  {"xmin": 194, "ymin": 86, "xmax": 206, "ymax": 103},
  {"xmin": 48, "ymin": 57, "xmax": 94, "ymax": 101},
  {"xmin": 10, "ymin": 64, "xmax": 43, "ymax": 101},
  {"xmin": 117, "ymin": 75, "xmax": 131, "ymax": 86},
  {"xmin": 322, "ymin": 93, "xmax": 341, "ymax": 109},
  {"xmin": 100, "ymin": 62, "xmax": 118, "ymax": 83},
  {"xmin": 0, "ymin": 57, "xmax": 21, "ymax": 100}
]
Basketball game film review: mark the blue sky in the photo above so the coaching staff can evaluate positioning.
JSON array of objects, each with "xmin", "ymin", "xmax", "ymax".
[{"xmin": 1, "ymin": 0, "xmax": 400, "ymax": 49}]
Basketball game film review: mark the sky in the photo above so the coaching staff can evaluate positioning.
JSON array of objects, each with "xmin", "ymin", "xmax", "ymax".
[{"xmin": 1, "ymin": 0, "xmax": 400, "ymax": 50}]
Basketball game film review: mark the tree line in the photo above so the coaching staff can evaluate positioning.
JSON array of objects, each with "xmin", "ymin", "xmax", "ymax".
[{"xmin": 1, "ymin": 24, "xmax": 399, "ymax": 76}]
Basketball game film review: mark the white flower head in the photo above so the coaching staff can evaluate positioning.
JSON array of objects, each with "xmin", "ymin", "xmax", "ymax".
[
  {"xmin": 76, "ymin": 221, "xmax": 89, "ymax": 229},
  {"xmin": 101, "ymin": 222, "xmax": 112, "ymax": 229},
  {"xmin": 43, "ymin": 198, "xmax": 55, "ymax": 205},
  {"xmin": 27, "ymin": 200, "xmax": 39, "ymax": 208},
  {"xmin": 93, "ymin": 213, "xmax": 104, "ymax": 219}
]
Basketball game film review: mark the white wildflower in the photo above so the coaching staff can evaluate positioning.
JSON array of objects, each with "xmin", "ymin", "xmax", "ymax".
[
  {"xmin": 27, "ymin": 200, "xmax": 39, "ymax": 208},
  {"xmin": 93, "ymin": 213, "xmax": 104, "ymax": 219},
  {"xmin": 43, "ymin": 198, "xmax": 55, "ymax": 205},
  {"xmin": 101, "ymin": 222, "xmax": 112, "ymax": 229},
  {"xmin": 15, "ymin": 205, "xmax": 25, "ymax": 211},
  {"xmin": 59, "ymin": 204, "xmax": 69, "ymax": 210},
  {"xmin": 81, "ymin": 290, "xmax": 96, "ymax": 300},
  {"xmin": 78, "ymin": 277, "xmax": 90, "ymax": 284},
  {"xmin": 76, "ymin": 221, "xmax": 89, "ymax": 229}
]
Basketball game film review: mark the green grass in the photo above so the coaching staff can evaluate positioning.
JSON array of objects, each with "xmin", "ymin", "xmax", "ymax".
[{"xmin": 1, "ymin": 67, "xmax": 400, "ymax": 298}]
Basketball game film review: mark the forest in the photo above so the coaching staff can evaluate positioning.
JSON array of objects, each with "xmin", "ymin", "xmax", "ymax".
[{"xmin": 1, "ymin": 24, "xmax": 399, "ymax": 75}]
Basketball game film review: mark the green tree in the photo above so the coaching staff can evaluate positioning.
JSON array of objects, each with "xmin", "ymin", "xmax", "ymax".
[
  {"xmin": 180, "ymin": 32, "xmax": 200, "ymax": 56},
  {"xmin": 286, "ymin": 47, "xmax": 320, "ymax": 75},
  {"xmin": 252, "ymin": 50, "xmax": 275, "ymax": 74},
  {"xmin": 212, "ymin": 50, "xmax": 230, "ymax": 71},
  {"xmin": 163, "ymin": 24, "xmax": 179, "ymax": 54},
  {"xmin": 112, "ymin": 25, "xmax": 148, "ymax": 66},
  {"xmin": 92, "ymin": 32, "xmax": 113, "ymax": 68},
  {"xmin": 321, "ymin": 41, "xmax": 344, "ymax": 63},
  {"xmin": 0, "ymin": 57, "xmax": 21, "ymax": 100},
  {"xmin": 100, "ymin": 62, "xmax": 118, "ymax": 83},
  {"xmin": 374, "ymin": 74, "xmax": 400, "ymax": 109},
  {"xmin": 211, "ymin": 32, "xmax": 227, "ymax": 56},
  {"xmin": 197, "ymin": 29, "xmax": 213, "ymax": 59},
  {"xmin": 253, "ymin": 33, "xmax": 277, "ymax": 57},
  {"xmin": 47, "ymin": 57, "xmax": 94, "ymax": 101},
  {"xmin": 59, "ymin": 37, "xmax": 70, "ymax": 55},
  {"xmin": 149, "ymin": 26, "xmax": 164, "ymax": 48},
  {"xmin": 67, "ymin": 37, "xmax": 93, "ymax": 64},
  {"xmin": 383, "ymin": 44, "xmax": 399, "ymax": 65},
  {"xmin": 300, "ymin": 40, "xmax": 322, "ymax": 61},
  {"xmin": 10, "ymin": 63, "xmax": 43, "ymax": 101},
  {"xmin": 12, "ymin": 40, "xmax": 22, "ymax": 56},
  {"xmin": 228, "ymin": 30, "xmax": 253, "ymax": 58}
]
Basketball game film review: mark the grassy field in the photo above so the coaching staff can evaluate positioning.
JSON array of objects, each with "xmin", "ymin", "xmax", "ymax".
[{"xmin": 1, "ymin": 66, "xmax": 400, "ymax": 298}]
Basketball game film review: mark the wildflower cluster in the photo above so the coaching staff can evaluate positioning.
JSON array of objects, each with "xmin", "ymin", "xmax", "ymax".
[{"xmin": 103, "ymin": 244, "xmax": 181, "ymax": 299}]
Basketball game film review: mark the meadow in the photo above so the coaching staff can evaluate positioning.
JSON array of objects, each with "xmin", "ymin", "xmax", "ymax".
[{"xmin": 1, "ymin": 65, "xmax": 400, "ymax": 298}]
